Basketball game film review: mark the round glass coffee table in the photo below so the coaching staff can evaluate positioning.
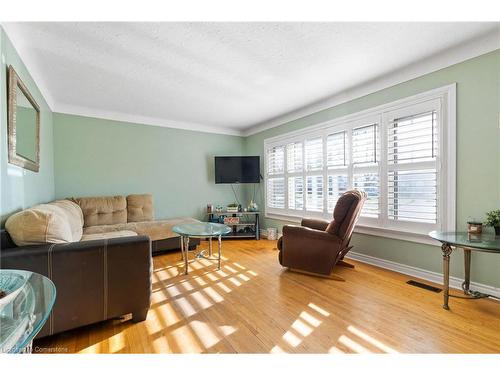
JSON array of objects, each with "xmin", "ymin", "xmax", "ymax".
[
  {"xmin": 172, "ymin": 222, "xmax": 231, "ymax": 275},
  {"xmin": 0, "ymin": 269, "xmax": 56, "ymax": 353}
]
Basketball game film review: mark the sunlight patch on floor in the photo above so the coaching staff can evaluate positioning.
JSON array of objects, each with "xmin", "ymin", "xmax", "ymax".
[
  {"xmin": 147, "ymin": 256, "xmax": 257, "ymax": 352},
  {"xmin": 170, "ymin": 325, "xmax": 204, "ymax": 353},
  {"xmin": 347, "ymin": 326, "xmax": 398, "ymax": 353},
  {"xmin": 191, "ymin": 291, "xmax": 213, "ymax": 310},
  {"xmin": 273, "ymin": 302, "xmax": 328, "ymax": 352},
  {"xmin": 188, "ymin": 320, "xmax": 221, "ymax": 349},
  {"xmin": 338, "ymin": 334, "xmax": 371, "ymax": 353},
  {"xmin": 308, "ymin": 303, "xmax": 330, "ymax": 317},
  {"xmin": 174, "ymin": 296, "xmax": 198, "ymax": 317},
  {"xmin": 202, "ymin": 286, "xmax": 224, "ymax": 303},
  {"xmin": 107, "ymin": 331, "xmax": 125, "ymax": 353},
  {"xmin": 216, "ymin": 281, "xmax": 232, "ymax": 293}
]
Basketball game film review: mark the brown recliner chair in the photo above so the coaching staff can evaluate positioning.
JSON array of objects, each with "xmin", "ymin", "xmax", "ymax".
[{"xmin": 277, "ymin": 190, "xmax": 367, "ymax": 279}]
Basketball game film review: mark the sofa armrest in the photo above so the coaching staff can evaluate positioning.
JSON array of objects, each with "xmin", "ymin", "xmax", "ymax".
[
  {"xmin": 0, "ymin": 235, "xmax": 152, "ymax": 337},
  {"xmin": 300, "ymin": 218, "xmax": 330, "ymax": 232}
]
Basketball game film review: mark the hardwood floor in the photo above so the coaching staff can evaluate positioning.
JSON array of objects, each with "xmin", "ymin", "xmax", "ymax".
[{"xmin": 35, "ymin": 239, "xmax": 500, "ymax": 353}]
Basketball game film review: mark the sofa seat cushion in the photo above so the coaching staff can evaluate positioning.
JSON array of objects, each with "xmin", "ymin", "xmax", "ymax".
[
  {"xmin": 73, "ymin": 195, "xmax": 127, "ymax": 227},
  {"xmin": 127, "ymin": 194, "xmax": 154, "ymax": 222},
  {"xmin": 80, "ymin": 230, "xmax": 138, "ymax": 242},
  {"xmin": 83, "ymin": 217, "xmax": 200, "ymax": 241},
  {"xmin": 5, "ymin": 200, "xmax": 84, "ymax": 246}
]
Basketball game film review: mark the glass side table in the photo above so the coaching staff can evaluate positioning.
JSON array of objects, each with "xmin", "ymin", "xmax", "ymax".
[
  {"xmin": 429, "ymin": 231, "xmax": 500, "ymax": 310},
  {"xmin": 0, "ymin": 270, "xmax": 56, "ymax": 353},
  {"xmin": 173, "ymin": 222, "xmax": 231, "ymax": 275}
]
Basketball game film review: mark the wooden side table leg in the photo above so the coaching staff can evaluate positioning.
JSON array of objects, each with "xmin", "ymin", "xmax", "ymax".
[{"xmin": 441, "ymin": 243, "xmax": 453, "ymax": 310}]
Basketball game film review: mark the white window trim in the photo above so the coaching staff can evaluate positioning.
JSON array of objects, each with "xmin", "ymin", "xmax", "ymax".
[{"xmin": 264, "ymin": 84, "xmax": 456, "ymax": 246}]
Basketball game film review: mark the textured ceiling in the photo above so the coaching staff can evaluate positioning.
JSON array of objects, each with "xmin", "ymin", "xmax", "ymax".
[{"xmin": 3, "ymin": 22, "xmax": 499, "ymax": 135}]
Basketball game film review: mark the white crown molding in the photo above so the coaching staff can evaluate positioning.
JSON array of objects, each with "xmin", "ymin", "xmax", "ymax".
[
  {"xmin": 53, "ymin": 103, "xmax": 244, "ymax": 136},
  {"xmin": 242, "ymin": 28, "xmax": 500, "ymax": 137},
  {"xmin": 4, "ymin": 23, "xmax": 499, "ymax": 138}
]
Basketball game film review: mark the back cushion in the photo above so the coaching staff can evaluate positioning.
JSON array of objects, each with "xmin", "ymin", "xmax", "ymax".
[
  {"xmin": 73, "ymin": 195, "xmax": 127, "ymax": 227},
  {"xmin": 127, "ymin": 194, "xmax": 154, "ymax": 222},
  {"xmin": 5, "ymin": 200, "xmax": 84, "ymax": 246},
  {"xmin": 326, "ymin": 192, "xmax": 359, "ymax": 237}
]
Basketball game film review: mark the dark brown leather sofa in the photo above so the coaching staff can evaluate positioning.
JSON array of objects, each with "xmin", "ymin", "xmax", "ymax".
[
  {"xmin": 0, "ymin": 229, "xmax": 152, "ymax": 338},
  {"xmin": 277, "ymin": 190, "xmax": 366, "ymax": 278}
]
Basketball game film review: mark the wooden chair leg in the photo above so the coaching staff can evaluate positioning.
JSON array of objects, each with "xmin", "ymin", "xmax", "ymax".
[
  {"xmin": 337, "ymin": 260, "xmax": 355, "ymax": 268},
  {"xmin": 288, "ymin": 268, "xmax": 345, "ymax": 282}
]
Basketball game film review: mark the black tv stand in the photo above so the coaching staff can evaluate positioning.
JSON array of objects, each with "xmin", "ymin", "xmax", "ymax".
[{"xmin": 206, "ymin": 211, "xmax": 260, "ymax": 240}]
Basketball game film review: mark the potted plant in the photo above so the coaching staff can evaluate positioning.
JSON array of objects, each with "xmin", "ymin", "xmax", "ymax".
[{"xmin": 484, "ymin": 210, "xmax": 500, "ymax": 235}]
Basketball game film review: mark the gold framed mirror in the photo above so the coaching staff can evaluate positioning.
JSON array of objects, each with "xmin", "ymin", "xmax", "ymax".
[{"xmin": 7, "ymin": 65, "xmax": 41, "ymax": 172}]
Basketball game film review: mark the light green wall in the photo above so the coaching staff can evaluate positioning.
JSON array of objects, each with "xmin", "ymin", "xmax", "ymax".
[
  {"xmin": 53, "ymin": 113, "xmax": 246, "ymax": 220},
  {"xmin": 244, "ymin": 50, "xmax": 500, "ymax": 287},
  {"xmin": 0, "ymin": 27, "xmax": 55, "ymax": 224},
  {"xmin": 2, "ymin": 26, "xmax": 498, "ymax": 289}
]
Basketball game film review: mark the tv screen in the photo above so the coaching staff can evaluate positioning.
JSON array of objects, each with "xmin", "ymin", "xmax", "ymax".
[{"xmin": 215, "ymin": 156, "xmax": 260, "ymax": 184}]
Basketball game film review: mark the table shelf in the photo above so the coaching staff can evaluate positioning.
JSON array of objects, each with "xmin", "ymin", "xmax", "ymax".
[{"xmin": 207, "ymin": 211, "xmax": 260, "ymax": 240}]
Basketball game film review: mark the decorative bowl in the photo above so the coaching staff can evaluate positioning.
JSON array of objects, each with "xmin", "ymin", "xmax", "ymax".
[{"xmin": 0, "ymin": 270, "xmax": 30, "ymax": 310}]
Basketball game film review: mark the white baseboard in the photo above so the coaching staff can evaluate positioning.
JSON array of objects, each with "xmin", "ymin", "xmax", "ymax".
[
  {"xmin": 346, "ymin": 251, "xmax": 500, "ymax": 299},
  {"xmin": 261, "ymin": 229, "xmax": 500, "ymax": 298},
  {"xmin": 260, "ymin": 229, "xmax": 281, "ymax": 240}
]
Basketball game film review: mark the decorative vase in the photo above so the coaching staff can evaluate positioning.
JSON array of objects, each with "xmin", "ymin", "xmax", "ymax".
[{"xmin": 495, "ymin": 226, "xmax": 500, "ymax": 236}]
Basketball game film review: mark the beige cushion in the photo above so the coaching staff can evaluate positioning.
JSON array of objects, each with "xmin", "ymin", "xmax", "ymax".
[
  {"xmin": 80, "ymin": 230, "xmax": 138, "ymax": 242},
  {"xmin": 73, "ymin": 195, "xmax": 127, "ymax": 227},
  {"xmin": 127, "ymin": 194, "xmax": 154, "ymax": 222},
  {"xmin": 83, "ymin": 217, "xmax": 200, "ymax": 241},
  {"xmin": 5, "ymin": 200, "xmax": 84, "ymax": 246}
]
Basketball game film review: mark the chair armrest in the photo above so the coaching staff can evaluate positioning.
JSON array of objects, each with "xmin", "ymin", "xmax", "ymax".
[
  {"xmin": 280, "ymin": 225, "xmax": 342, "ymax": 275},
  {"xmin": 283, "ymin": 225, "xmax": 339, "ymax": 242},
  {"xmin": 300, "ymin": 218, "xmax": 330, "ymax": 232}
]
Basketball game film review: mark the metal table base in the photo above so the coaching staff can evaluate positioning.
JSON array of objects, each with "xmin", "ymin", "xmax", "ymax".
[
  {"xmin": 180, "ymin": 235, "xmax": 222, "ymax": 275},
  {"xmin": 441, "ymin": 244, "xmax": 492, "ymax": 310}
]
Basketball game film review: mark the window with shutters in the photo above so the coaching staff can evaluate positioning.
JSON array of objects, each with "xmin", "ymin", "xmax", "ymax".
[{"xmin": 264, "ymin": 85, "xmax": 456, "ymax": 242}]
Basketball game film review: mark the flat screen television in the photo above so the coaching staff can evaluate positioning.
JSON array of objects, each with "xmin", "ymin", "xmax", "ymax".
[{"xmin": 215, "ymin": 156, "xmax": 260, "ymax": 184}]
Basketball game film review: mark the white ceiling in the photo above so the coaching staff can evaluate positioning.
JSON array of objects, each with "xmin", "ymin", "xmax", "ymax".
[{"xmin": 3, "ymin": 22, "xmax": 500, "ymax": 135}]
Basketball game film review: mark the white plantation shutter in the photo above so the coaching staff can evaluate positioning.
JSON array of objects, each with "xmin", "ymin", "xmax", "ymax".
[
  {"xmin": 327, "ymin": 131, "xmax": 346, "ymax": 167},
  {"xmin": 352, "ymin": 123, "xmax": 379, "ymax": 217},
  {"xmin": 288, "ymin": 176, "xmax": 304, "ymax": 210},
  {"xmin": 264, "ymin": 86, "xmax": 453, "ymax": 237},
  {"xmin": 353, "ymin": 173, "xmax": 379, "ymax": 218},
  {"xmin": 305, "ymin": 138, "xmax": 323, "ymax": 171},
  {"xmin": 306, "ymin": 175, "xmax": 323, "ymax": 212},
  {"xmin": 267, "ymin": 178, "xmax": 285, "ymax": 209},
  {"xmin": 388, "ymin": 170, "xmax": 437, "ymax": 223},
  {"xmin": 327, "ymin": 174, "xmax": 348, "ymax": 212},
  {"xmin": 267, "ymin": 146, "xmax": 284, "ymax": 175},
  {"xmin": 287, "ymin": 142, "xmax": 303, "ymax": 173},
  {"xmin": 387, "ymin": 110, "xmax": 438, "ymax": 224},
  {"xmin": 388, "ymin": 111, "xmax": 437, "ymax": 164},
  {"xmin": 352, "ymin": 124, "xmax": 378, "ymax": 165}
]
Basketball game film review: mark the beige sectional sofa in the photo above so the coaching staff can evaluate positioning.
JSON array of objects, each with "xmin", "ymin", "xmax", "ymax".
[{"xmin": 5, "ymin": 193, "xmax": 200, "ymax": 254}]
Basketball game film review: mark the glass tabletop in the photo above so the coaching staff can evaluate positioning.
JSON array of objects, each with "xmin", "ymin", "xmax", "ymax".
[
  {"xmin": 429, "ymin": 231, "xmax": 500, "ymax": 252},
  {"xmin": 172, "ymin": 222, "xmax": 232, "ymax": 237},
  {"xmin": 0, "ymin": 270, "xmax": 57, "ymax": 353}
]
